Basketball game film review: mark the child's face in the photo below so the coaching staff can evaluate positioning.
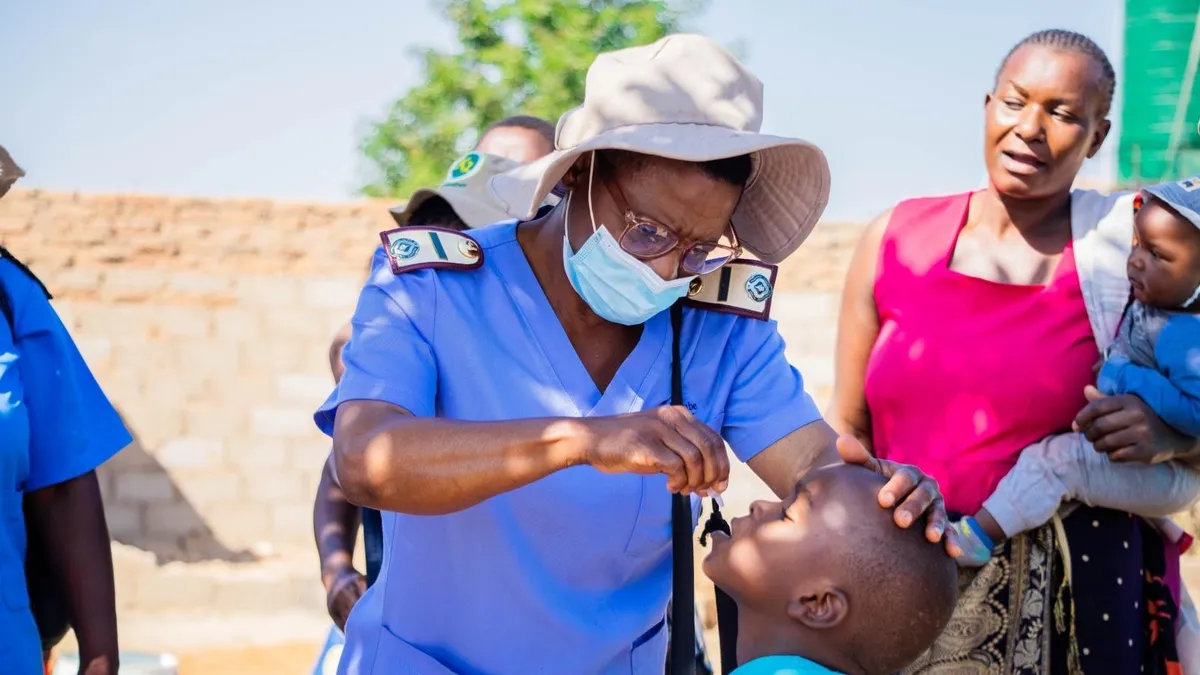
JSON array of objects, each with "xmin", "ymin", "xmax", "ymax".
[
  {"xmin": 702, "ymin": 464, "xmax": 884, "ymax": 616},
  {"xmin": 1129, "ymin": 196, "xmax": 1200, "ymax": 307}
]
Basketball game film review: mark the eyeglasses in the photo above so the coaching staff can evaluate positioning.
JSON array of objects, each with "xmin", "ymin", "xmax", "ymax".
[{"xmin": 600, "ymin": 166, "xmax": 741, "ymax": 276}]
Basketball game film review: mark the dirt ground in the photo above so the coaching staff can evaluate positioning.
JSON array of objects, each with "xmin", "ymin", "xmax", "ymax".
[
  {"xmin": 167, "ymin": 607, "xmax": 723, "ymax": 675},
  {"xmin": 176, "ymin": 643, "xmax": 322, "ymax": 675}
]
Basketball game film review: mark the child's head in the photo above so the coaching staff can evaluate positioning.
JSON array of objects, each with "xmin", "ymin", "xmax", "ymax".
[
  {"xmin": 703, "ymin": 464, "xmax": 957, "ymax": 675},
  {"xmin": 1130, "ymin": 176, "xmax": 1200, "ymax": 310}
]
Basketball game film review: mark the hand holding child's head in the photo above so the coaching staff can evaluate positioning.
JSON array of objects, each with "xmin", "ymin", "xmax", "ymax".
[{"xmin": 703, "ymin": 464, "xmax": 957, "ymax": 675}]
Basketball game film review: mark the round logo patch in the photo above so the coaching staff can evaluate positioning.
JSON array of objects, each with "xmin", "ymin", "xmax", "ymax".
[
  {"xmin": 390, "ymin": 237, "xmax": 420, "ymax": 260},
  {"xmin": 745, "ymin": 273, "xmax": 772, "ymax": 303},
  {"xmin": 447, "ymin": 152, "xmax": 483, "ymax": 182}
]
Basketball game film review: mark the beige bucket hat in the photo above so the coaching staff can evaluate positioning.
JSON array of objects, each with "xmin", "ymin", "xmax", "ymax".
[
  {"xmin": 486, "ymin": 33, "xmax": 830, "ymax": 264},
  {"xmin": 390, "ymin": 151, "xmax": 557, "ymax": 228}
]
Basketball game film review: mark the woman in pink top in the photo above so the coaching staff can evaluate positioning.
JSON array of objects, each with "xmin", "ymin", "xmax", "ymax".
[{"xmin": 828, "ymin": 30, "xmax": 1200, "ymax": 673}]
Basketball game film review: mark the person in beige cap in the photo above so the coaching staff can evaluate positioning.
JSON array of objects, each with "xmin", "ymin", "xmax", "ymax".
[
  {"xmin": 386, "ymin": 151, "xmax": 550, "ymax": 231},
  {"xmin": 316, "ymin": 34, "xmax": 954, "ymax": 675}
]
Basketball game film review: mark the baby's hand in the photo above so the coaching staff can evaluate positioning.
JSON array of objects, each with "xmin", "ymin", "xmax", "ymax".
[{"xmin": 950, "ymin": 516, "xmax": 996, "ymax": 568}]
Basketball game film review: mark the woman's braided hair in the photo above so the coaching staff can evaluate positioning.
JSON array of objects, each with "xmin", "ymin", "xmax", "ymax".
[{"xmin": 997, "ymin": 29, "xmax": 1117, "ymax": 119}]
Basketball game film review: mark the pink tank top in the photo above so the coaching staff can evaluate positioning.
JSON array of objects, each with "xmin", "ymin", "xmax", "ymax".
[{"xmin": 864, "ymin": 192, "xmax": 1099, "ymax": 515}]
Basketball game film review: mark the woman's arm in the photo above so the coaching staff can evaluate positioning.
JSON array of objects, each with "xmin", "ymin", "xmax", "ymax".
[
  {"xmin": 825, "ymin": 209, "xmax": 890, "ymax": 449},
  {"xmin": 1076, "ymin": 386, "xmax": 1200, "ymax": 465},
  {"xmin": 334, "ymin": 400, "xmax": 729, "ymax": 515},
  {"xmin": 1097, "ymin": 315, "xmax": 1200, "ymax": 437},
  {"xmin": 1100, "ymin": 359, "xmax": 1200, "ymax": 437},
  {"xmin": 1180, "ymin": 438, "xmax": 1200, "ymax": 468},
  {"xmin": 982, "ymin": 431, "xmax": 1200, "ymax": 539},
  {"xmin": 26, "ymin": 472, "xmax": 118, "ymax": 675}
]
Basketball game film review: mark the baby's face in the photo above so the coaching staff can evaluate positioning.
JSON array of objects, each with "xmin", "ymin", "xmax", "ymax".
[
  {"xmin": 1129, "ymin": 196, "xmax": 1200, "ymax": 308},
  {"xmin": 702, "ymin": 464, "xmax": 886, "ymax": 610}
]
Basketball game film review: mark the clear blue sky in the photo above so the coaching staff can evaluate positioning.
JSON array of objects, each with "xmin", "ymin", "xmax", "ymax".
[{"xmin": 1, "ymin": 1, "xmax": 1123, "ymax": 222}]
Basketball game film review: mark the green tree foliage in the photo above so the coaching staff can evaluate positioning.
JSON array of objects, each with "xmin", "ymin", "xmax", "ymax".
[{"xmin": 358, "ymin": 0, "xmax": 706, "ymax": 198}]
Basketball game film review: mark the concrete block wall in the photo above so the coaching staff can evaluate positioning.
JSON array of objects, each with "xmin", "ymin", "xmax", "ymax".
[
  {"xmin": 0, "ymin": 190, "xmax": 401, "ymax": 563},
  {"xmin": 0, "ymin": 188, "xmax": 867, "ymax": 564}
]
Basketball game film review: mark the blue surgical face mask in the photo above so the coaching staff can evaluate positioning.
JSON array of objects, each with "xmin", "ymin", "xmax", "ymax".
[{"xmin": 562, "ymin": 153, "xmax": 694, "ymax": 326}]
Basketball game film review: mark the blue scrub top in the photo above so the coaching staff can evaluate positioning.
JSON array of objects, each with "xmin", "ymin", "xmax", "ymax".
[
  {"xmin": 315, "ymin": 221, "xmax": 822, "ymax": 675},
  {"xmin": 0, "ymin": 259, "xmax": 131, "ymax": 673}
]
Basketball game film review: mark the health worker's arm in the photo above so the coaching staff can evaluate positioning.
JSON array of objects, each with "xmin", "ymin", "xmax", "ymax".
[{"xmin": 321, "ymin": 255, "xmax": 726, "ymax": 515}]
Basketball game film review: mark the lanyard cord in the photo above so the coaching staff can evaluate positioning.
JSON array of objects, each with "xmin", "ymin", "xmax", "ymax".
[{"xmin": 668, "ymin": 302, "xmax": 738, "ymax": 674}]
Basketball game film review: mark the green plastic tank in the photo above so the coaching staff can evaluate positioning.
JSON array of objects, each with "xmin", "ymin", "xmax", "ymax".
[{"xmin": 1120, "ymin": 0, "xmax": 1200, "ymax": 184}]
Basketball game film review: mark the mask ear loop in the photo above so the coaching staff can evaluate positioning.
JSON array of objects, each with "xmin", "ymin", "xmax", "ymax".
[
  {"xmin": 586, "ymin": 151, "xmax": 600, "ymax": 235},
  {"xmin": 563, "ymin": 189, "xmax": 573, "ymax": 247}
]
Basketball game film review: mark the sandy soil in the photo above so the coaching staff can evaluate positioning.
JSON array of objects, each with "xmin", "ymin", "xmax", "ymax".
[{"xmin": 176, "ymin": 643, "xmax": 321, "ymax": 675}]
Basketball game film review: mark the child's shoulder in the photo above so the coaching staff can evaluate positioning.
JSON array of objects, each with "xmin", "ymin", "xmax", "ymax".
[
  {"xmin": 1157, "ymin": 313, "xmax": 1200, "ymax": 363},
  {"xmin": 1163, "ymin": 312, "xmax": 1200, "ymax": 333}
]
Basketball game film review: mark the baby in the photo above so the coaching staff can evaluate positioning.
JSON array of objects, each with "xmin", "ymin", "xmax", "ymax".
[
  {"xmin": 703, "ymin": 463, "xmax": 958, "ymax": 675},
  {"xmin": 953, "ymin": 175, "xmax": 1200, "ymax": 565}
]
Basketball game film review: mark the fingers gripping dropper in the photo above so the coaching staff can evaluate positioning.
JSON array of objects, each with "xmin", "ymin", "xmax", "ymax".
[{"xmin": 698, "ymin": 491, "xmax": 731, "ymax": 546}]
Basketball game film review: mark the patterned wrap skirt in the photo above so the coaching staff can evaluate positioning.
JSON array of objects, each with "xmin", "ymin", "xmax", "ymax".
[{"xmin": 904, "ymin": 506, "xmax": 1182, "ymax": 674}]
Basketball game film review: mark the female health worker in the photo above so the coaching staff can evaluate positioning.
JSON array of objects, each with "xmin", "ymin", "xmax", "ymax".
[{"xmin": 316, "ymin": 34, "xmax": 957, "ymax": 675}]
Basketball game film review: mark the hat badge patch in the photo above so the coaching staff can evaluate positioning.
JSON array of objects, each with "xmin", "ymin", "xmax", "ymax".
[
  {"xmin": 1179, "ymin": 176, "xmax": 1199, "ymax": 192},
  {"xmin": 447, "ymin": 152, "xmax": 484, "ymax": 182}
]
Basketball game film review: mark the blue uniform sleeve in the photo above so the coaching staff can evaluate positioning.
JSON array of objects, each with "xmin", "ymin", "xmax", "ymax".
[
  {"xmin": 314, "ymin": 248, "xmax": 438, "ymax": 436},
  {"xmin": 7, "ymin": 268, "xmax": 132, "ymax": 492},
  {"xmin": 721, "ymin": 318, "xmax": 823, "ymax": 463},
  {"xmin": 1097, "ymin": 315, "xmax": 1200, "ymax": 437}
]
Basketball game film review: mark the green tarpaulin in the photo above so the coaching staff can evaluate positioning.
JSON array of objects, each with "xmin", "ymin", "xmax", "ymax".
[{"xmin": 1120, "ymin": 0, "xmax": 1200, "ymax": 184}]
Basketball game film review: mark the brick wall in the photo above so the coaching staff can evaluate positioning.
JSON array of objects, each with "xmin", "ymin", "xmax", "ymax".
[{"xmin": 0, "ymin": 188, "xmax": 866, "ymax": 562}]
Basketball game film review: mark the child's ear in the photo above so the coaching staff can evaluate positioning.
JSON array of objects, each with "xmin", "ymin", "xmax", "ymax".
[{"xmin": 788, "ymin": 587, "xmax": 848, "ymax": 630}]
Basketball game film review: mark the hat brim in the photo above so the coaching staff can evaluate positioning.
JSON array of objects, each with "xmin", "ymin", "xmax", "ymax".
[
  {"xmin": 389, "ymin": 187, "xmax": 514, "ymax": 230},
  {"xmin": 486, "ymin": 123, "xmax": 830, "ymax": 264}
]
